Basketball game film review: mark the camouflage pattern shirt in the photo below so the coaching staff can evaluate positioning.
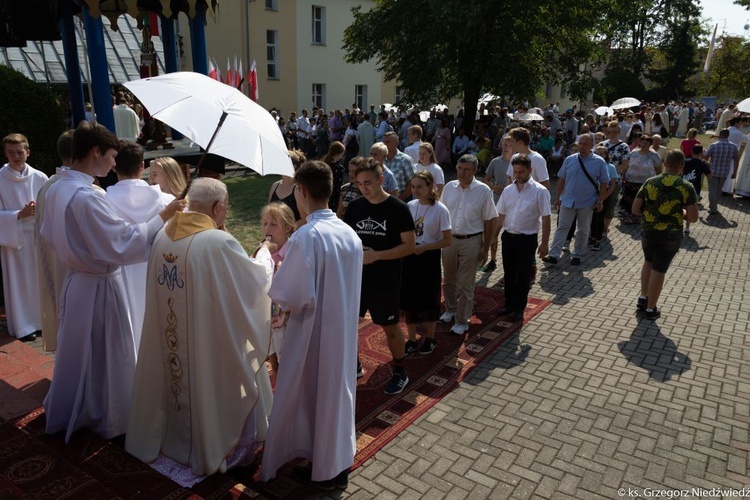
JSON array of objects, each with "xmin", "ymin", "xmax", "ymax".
[{"xmin": 636, "ymin": 173, "xmax": 697, "ymax": 232}]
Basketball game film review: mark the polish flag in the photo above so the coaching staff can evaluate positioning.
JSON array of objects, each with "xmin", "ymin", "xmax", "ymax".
[
  {"xmin": 236, "ymin": 57, "xmax": 243, "ymax": 90},
  {"xmin": 247, "ymin": 59, "xmax": 259, "ymax": 101},
  {"xmin": 208, "ymin": 58, "xmax": 218, "ymax": 81},
  {"xmin": 213, "ymin": 58, "xmax": 224, "ymax": 83},
  {"xmin": 226, "ymin": 58, "xmax": 234, "ymax": 87}
]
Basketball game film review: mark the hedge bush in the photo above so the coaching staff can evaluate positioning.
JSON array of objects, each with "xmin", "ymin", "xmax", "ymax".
[{"xmin": 0, "ymin": 65, "xmax": 66, "ymax": 176}]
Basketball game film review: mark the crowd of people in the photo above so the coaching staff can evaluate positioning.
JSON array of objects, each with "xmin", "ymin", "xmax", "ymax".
[{"xmin": 1, "ymin": 93, "xmax": 748, "ymax": 492}]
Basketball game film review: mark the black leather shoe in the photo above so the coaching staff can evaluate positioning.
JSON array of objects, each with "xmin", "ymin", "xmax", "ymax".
[
  {"xmin": 498, "ymin": 307, "xmax": 513, "ymax": 316},
  {"xmin": 19, "ymin": 332, "xmax": 37, "ymax": 342},
  {"xmin": 511, "ymin": 311, "xmax": 524, "ymax": 321}
]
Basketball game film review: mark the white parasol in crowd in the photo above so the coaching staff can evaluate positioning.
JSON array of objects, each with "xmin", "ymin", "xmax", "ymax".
[
  {"xmin": 610, "ymin": 97, "xmax": 641, "ymax": 110},
  {"xmin": 124, "ymin": 71, "xmax": 293, "ymax": 182},
  {"xmin": 594, "ymin": 106, "xmax": 615, "ymax": 116},
  {"xmin": 517, "ymin": 112, "xmax": 545, "ymax": 122},
  {"xmin": 736, "ymin": 97, "xmax": 750, "ymax": 114}
]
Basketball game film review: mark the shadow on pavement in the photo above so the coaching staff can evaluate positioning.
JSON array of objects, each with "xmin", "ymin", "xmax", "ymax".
[{"xmin": 617, "ymin": 320, "xmax": 692, "ymax": 382}]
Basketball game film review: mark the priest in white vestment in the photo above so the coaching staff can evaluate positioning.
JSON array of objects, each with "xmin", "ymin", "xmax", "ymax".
[
  {"xmin": 106, "ymin": 142, "xmax": 173, "ymax": 349},
  {"xmin": 41, "ymin": 122, "xmax": 185, "ymax": 442},
  {"xmin": 126, "ymin": 178, "xmax": 274, "ymax": 487},
  {"xmin": 261, "ymin": 161, "xmax": 363, "ymax": 489},
  {"xmin": 1, "ymin": 133, "xmax": 48, "ymax": 341}
]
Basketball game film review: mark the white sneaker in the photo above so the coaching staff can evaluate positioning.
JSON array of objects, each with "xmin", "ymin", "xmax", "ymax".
[
  {"xmin": 440, "ymin": 311, "xmax": 454, "ymax": 323},
  {"xmin": 450, "ymin": 323, "xmax": 469, "ymax": 335}
]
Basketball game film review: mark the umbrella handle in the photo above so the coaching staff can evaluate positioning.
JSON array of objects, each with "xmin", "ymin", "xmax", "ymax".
[{"xmin": 178, "ymin": 111, "xmax": 229, "ymax": 199}]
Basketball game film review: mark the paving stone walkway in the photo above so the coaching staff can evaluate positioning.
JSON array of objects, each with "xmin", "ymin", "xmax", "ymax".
[{"xmin": 344, "ymin": 192, "xmax": 750, "ymax": 499}]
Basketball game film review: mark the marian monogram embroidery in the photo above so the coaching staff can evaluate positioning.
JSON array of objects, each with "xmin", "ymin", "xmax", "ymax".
[
  {"xmin": 164, "ymin": 297, "xmax": 183, "ymax": 410},
  {"xmin": 158, "ymin": 253, "xmax": 184, "ymax": 290}
]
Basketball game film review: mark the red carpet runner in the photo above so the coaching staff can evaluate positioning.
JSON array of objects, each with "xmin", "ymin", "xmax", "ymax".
[{"xmin": 0, "ymin": 288, "xmax": 550, "ymax": 499}]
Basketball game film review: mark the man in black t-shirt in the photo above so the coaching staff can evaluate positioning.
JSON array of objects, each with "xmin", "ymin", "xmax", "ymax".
[{"xmin": 344, "ymin": 158, "xmax": 415, "ymax": 395}]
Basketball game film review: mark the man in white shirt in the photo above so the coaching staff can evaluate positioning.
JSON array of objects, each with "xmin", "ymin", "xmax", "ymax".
[
  {"xmin": 505, "ymin": 127, "xmax": 550, "ymax": 189},
  {"xmin": 403, "ymin": 125, "xmax": 423, "ymax": 163},
  {"xmin": 440, "ymin": 155, "xmax": 498, "ymax": 335},
  {"xmin": 297, "ymin": 109, "xmax": 312, "ymax": 153},
  {"xmin": 494, "ymin": 154, "xmax": 551, "ymax": 321}
]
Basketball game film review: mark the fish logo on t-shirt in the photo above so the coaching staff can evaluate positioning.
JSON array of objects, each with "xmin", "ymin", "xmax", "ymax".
[{"xmin": 356, "ymin": 217, "xmax": 387, "ymax": 231}]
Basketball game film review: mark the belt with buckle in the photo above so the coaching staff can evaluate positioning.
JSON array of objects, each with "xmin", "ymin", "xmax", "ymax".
[{"xmin": 452, "ymin": 232, "xmax": 483, "ymax": 240}]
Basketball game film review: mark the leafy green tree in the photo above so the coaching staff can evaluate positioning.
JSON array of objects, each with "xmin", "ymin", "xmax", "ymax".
[
  {"xmin": 646, "ymin": 4, "xmax": 703, "ymax": 99},
  {"xmin": 343, "ymin": 0, "xmax": 606, "ymax": 134},
  {"xmin": 0, "ymin": 65, "xmax": 66, "ymax": 176},
  {"xmin": 699, "ymin": 35, "xmax": 750, "ymax": 99}
]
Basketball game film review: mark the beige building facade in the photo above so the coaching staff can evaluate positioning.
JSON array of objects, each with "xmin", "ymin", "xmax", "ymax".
[{"xmin": 177, "ymin": 0, "xmax": 400, "ymax": 114}]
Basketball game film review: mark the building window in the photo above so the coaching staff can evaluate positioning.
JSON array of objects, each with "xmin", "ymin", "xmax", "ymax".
[
  {"xmin": 394, "ymin": 86, "xmax": 405, "ymax": 104},
  {"xmin": 312, "ymin": 83, "xmax": 326, "ymax": 109},
  {"xmin": 545, "ymin": 83, "xmax": 553, "ymax": 100},
  {"xmin": 264, "ymin": 0, "xmax": 278, "ymax": 11},
  {"xmin": 355, "ymin": 85, "xmax": 368, "ymax": 110},
  {"xmin": 312, "ymin": 6, "xmax": 325, "ymax": 45},
  {"xmin": 266, "ymin": 30, "xmax": 278, "ymax": 79},
  {"xmin": 560, "ymin": 86, "xmax": 567, "ymax": 99}
]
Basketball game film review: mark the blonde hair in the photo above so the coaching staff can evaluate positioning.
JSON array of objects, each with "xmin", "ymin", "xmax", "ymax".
[
  {"xmin": 150, "ymin": 157, "xmax": 188, "ymax": 196},
  {"xmin": 418, "ymin": 142, "xmax": 436, "ymax": 164},
  {"xmin": 261, "ymin": 202, "xmax": 296, "ymax": 237}
]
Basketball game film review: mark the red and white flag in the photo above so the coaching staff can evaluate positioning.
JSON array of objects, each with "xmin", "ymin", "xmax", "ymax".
[
  {"xmin": 226, "ymin": 58, "xmax": 234, "ymax": 87},
  {"xmin": 247, "ymin": 59, "xmax": 259, "ymax": 101},
  {"xmin": 236, "ymin": 57, "xmax": 243, "ymax": 90},
  {"xmin": 208, "ymin": 58, "xmax": 218, "ymax": 81}
]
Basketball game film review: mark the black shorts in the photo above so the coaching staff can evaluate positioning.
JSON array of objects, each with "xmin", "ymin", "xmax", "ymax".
[
  {"xmin": 641, "ymin": 230, "xmax": 682, "ymax": 273},
  {"xmin": 360, "ymin": 288, "xmax": 401, "ymax": 326}
]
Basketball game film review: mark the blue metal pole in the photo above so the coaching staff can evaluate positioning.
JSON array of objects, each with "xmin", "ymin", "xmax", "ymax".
[
  {"xmin": 59, "ymin": 0, "xmax": 85, "ymax": 126},
  {"xmin": 82, "ymin": 4, "xmax": 115, "ymax": 132},
  {"xmin": 160, "ymin": 14, "xmax": 182, "ymax": 140},
  {"xmin": 160, "ymin": 15, "xmax": 179, "ymax": 73},
  {"xmin": 189, "ymin": 5, "xmax": 208, "ymax": 75}
]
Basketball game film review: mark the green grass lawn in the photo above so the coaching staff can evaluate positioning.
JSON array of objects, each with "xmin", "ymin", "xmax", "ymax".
[{"xmin": 223, "ymin": 173, "xmax": 278, "ymax": 253}]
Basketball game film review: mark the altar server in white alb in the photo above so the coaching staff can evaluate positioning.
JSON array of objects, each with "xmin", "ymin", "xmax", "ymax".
[
  {"xmin": 127, "ymin": 178, "xmax": 274, "ymax": 487},
  {"xmin": 41, "ymin": 122, "xmax": 185, "ymax": 442},
  {"xmin": 105, "ymin": 141, "xmax": 174, "ymax": 349},
  {"xmin": 261, "ymin": 161, "xmax": 363, "ymax": 491},
  {"xmin": 0, "ymin": 133, "xmax": 47, "ymax": 342},
  {"xmin": 35, "ymin": 130, "xmax": 75, "ymax": 351}
]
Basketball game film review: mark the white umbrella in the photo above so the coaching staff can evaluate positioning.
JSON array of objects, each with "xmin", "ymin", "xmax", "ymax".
[
  {"xmin": 736, "ymin": 97, "xmax": 750, "ymax": 113},
  {"xmin": 479, "ymin": 93, "xmax": 500, "ymax": 104},
  {"xmin": 380, "ymin": 103, "xmax": 394, "ymax": 112},
  {"xmin": 124, "ymin": 71, "xmax": 293, "ymax": 177},
  {"xmin": 433, "ymin": 104, "xmax": 448, "ymax": 112},
  {"xmin": 518, "ymin": 113, "xmax": 545, "ymax": 122},
  {"xmin": 594, "ymin": 106, "xmax": 615, "ymax": 116},
  {"xmin": 610, "ymin": 97, "xmax": 641, "ymax": 110},
  {"xmin": 418, "ymin": 111, "xmax": 430, "ymax": 122}
]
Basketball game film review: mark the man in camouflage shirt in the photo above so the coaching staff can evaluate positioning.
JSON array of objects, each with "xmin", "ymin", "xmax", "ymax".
[{"xmin": 632, "ymin": 149, "xmax": 698, "ymax": 320}]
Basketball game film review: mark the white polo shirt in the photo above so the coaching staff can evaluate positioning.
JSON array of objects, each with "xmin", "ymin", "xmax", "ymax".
[
  {"xmin": 496, "ymin": 177, "xmax": 551, "ymax": 235},
  {"xmin": 441, "ymin": 177, "xmax": 498, "ymax": 235}
]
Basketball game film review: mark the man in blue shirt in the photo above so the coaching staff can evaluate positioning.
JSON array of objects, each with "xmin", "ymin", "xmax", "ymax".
[{"xmin": 542, "ymin": 134, "xmax": 608, "ymax": 266}]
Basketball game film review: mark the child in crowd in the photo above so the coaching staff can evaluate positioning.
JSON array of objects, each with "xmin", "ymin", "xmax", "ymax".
[{"xmin": 259, "ymin": 202, "xmax": 296, "ymax": 381}]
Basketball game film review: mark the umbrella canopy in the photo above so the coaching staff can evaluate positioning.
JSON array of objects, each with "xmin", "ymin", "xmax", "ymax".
[
  {"xmin": 418, "ymin": 111, "xmax": 430, "ymax": 122},
  {"xmin": 380, "ymin": 103, "xmax": 394, "ymax": 112},
  {"xmin": 610, "ymin": 97, "xmax": 641, "ymax": 110},
  {"xmin": 124, "ymin": 72, "xmax": 293, "ymax": 176},
  {"xmin": 594, "ymin": 106, "xmax": 615, "ymax": 116},
  {"xmin": 736, "ymin": 97, "xmax": 750, "ymax": 114},
  {"xmin": 518, "ymin": 113, "xmax": 545, "ymax": 122},
  {"xmin": 479, "ymin": 93, "xmax": 500, "ymax": 104}
]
